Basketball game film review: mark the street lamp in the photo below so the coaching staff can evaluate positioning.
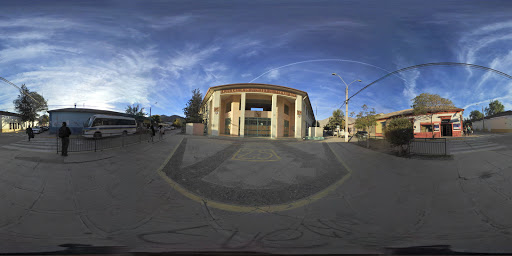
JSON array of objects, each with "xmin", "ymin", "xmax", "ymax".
[{"xmin": 332, "ymin": 73, "xmax": 362, "ymax": 142}]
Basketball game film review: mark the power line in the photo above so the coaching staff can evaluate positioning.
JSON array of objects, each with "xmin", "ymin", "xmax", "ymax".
[
  {"xmin": 0, "ymin": 76, "xmax": 42, "ymax": 104},
  {"xmin": 347, "ymin": 62, "xmax": 512, "ymax": 103}
]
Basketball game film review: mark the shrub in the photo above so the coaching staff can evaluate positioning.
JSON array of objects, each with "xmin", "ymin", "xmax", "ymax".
[{"xmin": 384, "ymin": 117, "xmax": 414, "ymax": 155}]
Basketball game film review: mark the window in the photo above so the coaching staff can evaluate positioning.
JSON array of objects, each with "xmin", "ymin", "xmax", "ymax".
[
  {"xmin": 93, "ymin": 118, "xmax": 104, "ymax": 127},
  {"xmin": 226, "ymin": 102, "xmax": 231, "ymax": 113},
  {"xmin": 284, "ymin": 104, "xmax": 289, "ymax": 115},
  {"xmin": 421, "ymin": 125, "xmax": 433, "ymax": 133},
  {"xmin": 9, "ymin": 123, "xmax": 12, "ymax": 129}
]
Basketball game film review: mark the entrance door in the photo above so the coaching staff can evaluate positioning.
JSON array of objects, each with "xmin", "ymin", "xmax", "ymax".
[
  {"xmin": 441, "ymin": 123, "xmax": 452, "ymax": 136},
  {"xmin": 244, "ymin": 117, "xmax": 271, "ymax": 137},
  {"xmin": 284, "ymin": 120, "xmax": 289, "ymax": 137},
  {"xmin": 225, "ymin": 118, "xmax": 231, "ymax": 135}
]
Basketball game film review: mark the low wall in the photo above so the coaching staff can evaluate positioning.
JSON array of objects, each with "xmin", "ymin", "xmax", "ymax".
[
  {"xmin": 186, "ymin": 123, "xmax": 205, "ymax": 136},
  {"xmin": 308, "ymin": 127, "xmax": 324, "ymax": 137}
]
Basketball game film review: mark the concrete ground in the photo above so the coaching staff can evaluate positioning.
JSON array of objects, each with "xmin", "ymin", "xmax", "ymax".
[{"xmin": 1, "ymin": 131, "xmax": 512, "ymax": 254}]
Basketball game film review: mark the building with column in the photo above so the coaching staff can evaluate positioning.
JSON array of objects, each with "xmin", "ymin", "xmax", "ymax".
[{"xmin": 200, "ymin": 83, "xmax": 316, "ymax": 138}]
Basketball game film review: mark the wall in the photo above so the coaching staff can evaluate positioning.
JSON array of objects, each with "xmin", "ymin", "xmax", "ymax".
[
  {"xmin": 474, "ymin": 115, "xmax": 512, "ymax": 132},
  {"xmin": 1, "ymin": 115, "xmax": 34, "ymax": 133}
]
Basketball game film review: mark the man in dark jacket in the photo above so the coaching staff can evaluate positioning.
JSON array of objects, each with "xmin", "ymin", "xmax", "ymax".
[
  {"xmin": 26, "ymin": 126, "xmax": 34, "ymax": 141},
  {"xmin": 58, "ymin": 122, "xmax": 72, "ymax": 156}
]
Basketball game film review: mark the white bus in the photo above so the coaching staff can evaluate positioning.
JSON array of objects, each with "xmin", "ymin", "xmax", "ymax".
[{"xmin": 83, "ymin": 114, "xmax": 137, "ymax": 138}]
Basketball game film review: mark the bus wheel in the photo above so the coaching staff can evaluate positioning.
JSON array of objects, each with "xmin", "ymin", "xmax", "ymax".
[
  {"xmin": 122, "ymin": 131, "xmax": 127, "ymax": 136},
  {"xmin": 94, "ymin": 132, "xmax": 102, "ymax": 138}
]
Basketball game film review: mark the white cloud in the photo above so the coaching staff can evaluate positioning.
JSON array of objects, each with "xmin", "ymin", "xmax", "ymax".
[
  {"xmin": 146, "ymin": 15, "xmax": 195, "ymax": 30},
  {"xmin": 266, "ymin": 69, "xmax": 280, "ymax": 80},
  {"xmin": 394, "ymin": 57, "xmax": 419, "ymax": 99},
  {"xmin": 0, "ymin": 44, "xmax": 80, "ymax": 63}
]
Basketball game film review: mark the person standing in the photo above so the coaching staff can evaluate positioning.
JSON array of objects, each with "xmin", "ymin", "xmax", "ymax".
[
  {"xmin": 150, "ymin": 124, "xmax": 155, "ymax": 142},
  {"xmin": 26, "ymin": 126, "xmax": 34, "ymax": 141},
  {"xmin": 467, "ymin": 126, "xmax": 471, "ymax": 136},
  {"xmin": 58, "ymin": 122, "xmax": 72, "ymax": 156},
  {"xmin": 158, "ymin": 125, "xmax": 164, "ymax": 140}
]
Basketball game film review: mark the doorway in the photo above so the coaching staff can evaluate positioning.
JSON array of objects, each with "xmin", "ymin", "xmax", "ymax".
[
  {"xmin": 441, "ymin": 123, "xmax": 452, "ymax": 137},
  {"xmin": 244, "ymin": 117, "xmax": 271, "ymax": 137}
]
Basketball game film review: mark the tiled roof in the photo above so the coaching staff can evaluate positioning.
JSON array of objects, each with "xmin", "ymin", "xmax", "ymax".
[{"xmin": 376, "ymin": 107, "xmax": 464, "ymax": 120}]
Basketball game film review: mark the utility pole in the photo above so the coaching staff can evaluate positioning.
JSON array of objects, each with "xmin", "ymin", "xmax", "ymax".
[{"xmin": 482, "ymin": 106, "xmax": 485, "ymax": 132}]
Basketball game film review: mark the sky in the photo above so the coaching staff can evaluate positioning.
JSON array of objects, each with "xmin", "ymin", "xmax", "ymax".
[{"xmin": 1, "ymin": 0, "xmax": 512, "ymax": 120}]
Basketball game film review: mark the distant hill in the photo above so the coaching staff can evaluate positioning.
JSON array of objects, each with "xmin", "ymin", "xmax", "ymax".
[{"xmin": 161, "ymin": 115, "xmax": 185, "ymax": 123}]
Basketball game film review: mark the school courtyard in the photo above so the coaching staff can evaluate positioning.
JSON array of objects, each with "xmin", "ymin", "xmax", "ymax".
[{"xmin": 1, "ymin": 131, "xmax": 512, "ymax": 254}]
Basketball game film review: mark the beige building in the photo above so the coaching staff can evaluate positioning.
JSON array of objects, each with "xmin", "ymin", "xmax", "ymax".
[
  {"xmin": 0, "ymin": 111, "xmax": 30, "ymax": 133},
  {"xmin": 200, "ymin": 83, "xmax": 316, "ymax": 138},
  {"xmin": 473, "ymin": 111, "xmax": 512, "ymax": 132}
]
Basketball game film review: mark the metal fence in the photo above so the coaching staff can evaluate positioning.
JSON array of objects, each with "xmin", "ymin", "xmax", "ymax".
[
  {"xmin": 56, "ymin": 132, "xmax": 156, "ymax": 153},
  {"xmin": 408, "ymin": 138, "xmax": 447, "ymax": 156}
]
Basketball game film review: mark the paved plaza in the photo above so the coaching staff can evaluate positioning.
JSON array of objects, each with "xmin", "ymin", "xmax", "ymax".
[{"xmin": 1, "ymin": 132, "xmax": 512, "ymax": 254}]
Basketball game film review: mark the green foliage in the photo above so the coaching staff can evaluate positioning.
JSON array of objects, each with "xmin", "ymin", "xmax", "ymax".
[
  {"xmin": 125, "ymin": 103, "xmax": 146, "ymax": 119},
  {"xmin": 327, "ymin": 109, "xmax": 344, "ymax": 131},
  {"xmin": 354, "ymin": 104, "xmax": 377, "ymax": 131},
  {"xmin": 469, "ymin": 110, "xmax": 484, "ymax": 121},
  {"xmin": 39, "ymin": 114, "xmax": 49, "ymax": 126},
  {"xmin": 323, "ymin": 124, "xmax": 329, "ymax": 130},
  {"xmin": 183, "ymin": 88, "xmax": 203, "ymax": 123},
  {"xmin": 173, "ymin": 118, "xmax": 182, "ymax": 128},
  {"xmin": 151, "ymin": 115, "xmax": 161, "ymax": 124},
  {"xmin": 411, "ymin": 93, "xmax": 455, "ymax": 138},
  {"xmin": 13, "ymin": 84, "xmax": 48, "ymax": 122},
  {"xmin": 384, "ymin": 117, "xmax": 414, "ymax": 155},
  {"xmin": 484, "ymin": 100, "xmax": 505, "ymax": 117}
]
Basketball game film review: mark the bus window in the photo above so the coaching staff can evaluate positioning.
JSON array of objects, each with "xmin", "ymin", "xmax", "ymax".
[{"xmin": 93, "ymin": 118, "xmax": 103, "ymax": 126}]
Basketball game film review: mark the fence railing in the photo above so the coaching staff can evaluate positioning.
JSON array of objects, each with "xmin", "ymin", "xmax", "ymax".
[
  {"xmin": 56, "ymin": 132, "xmax": 160, "ymax": 153},
  {"xmin": 408, "ymin": 138, "xmax": 447, "ymax": 156}
]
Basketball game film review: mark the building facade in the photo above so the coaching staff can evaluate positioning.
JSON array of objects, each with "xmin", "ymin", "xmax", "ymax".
[
  {"xmin": 0, "ymin": 111, "xmax": 28, "ymax": 133},
  {"xmin": 472, "ymin": 111, "xmax": 512, "ymax": 133},
  {"xmin": 200, "ymin": 83, "xmax": 316, "ymax": 138},
  {"xmin": 373, "ymin": 108, "xmax": 464, "ymax": 138},
  {"xmin": 48, "ymin": 108, "xmax": 137, "ymax": 135}
]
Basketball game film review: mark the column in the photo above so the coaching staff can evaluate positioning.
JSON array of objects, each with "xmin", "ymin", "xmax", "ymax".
[
  {"xmin": 295, "ymin": 95, "xmax": 303, "ymax": 138},
  {"xmin": 211, "ymin": 91, "xmax": 221, "ymax": 136},
  {"xmin": 271, "ymin": 94, "xmax": 278, "ymax": 138},
  {"xmin": 239, "ymin": 93, "xmax": 246, "ymax": 137}
]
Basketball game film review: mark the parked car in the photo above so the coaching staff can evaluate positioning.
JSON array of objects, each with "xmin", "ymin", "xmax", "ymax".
[
  {"xmin": 42, "ymin": 126, "xmax": 49, "ymax": 131},
  {"xmin": 32, "ymin": 126, "xmax": 42, "ymax": 134},
  {"xmin": 356, "ymin": 131, "xmax": 368, "ymax": 137}
]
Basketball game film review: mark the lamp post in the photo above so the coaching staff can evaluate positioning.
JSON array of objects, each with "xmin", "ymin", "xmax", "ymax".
[{"xmin": 332, "ymin": 73, "xmax": 362, "ymax": 142}]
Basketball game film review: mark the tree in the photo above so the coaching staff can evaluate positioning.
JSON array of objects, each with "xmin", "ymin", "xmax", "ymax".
[
  {"xmin": 126, "ymin": 103, "xmax": 146, "ymax": 117},
  {"xmin": 411, "ymin": 93, "xmax": 455, "ymax": 138},
  {"xmin": 484, "ymin": 100, "xmax": 505, "ymax": 117},
  {"xmin": 151, "ymin": 115, "xmax": 161, "ymax": 124},
  {"xmin": 173, "ymin": 118, "xmax": 182, "ymax": 128},
  {"xmin": 183, "ymin": 88, "xmax": 203, "ymax": 123},
  {"xmin": 469, "ymin": 110, "xmax": 484, "ymax": 121},
  {"xmin": 39, "ymin": 114, "xmax": 49, "ymax": 126},
  {"xmin": 354, "ymin": 104, "xmax": 377, "ymax": 133},
  {"xmin": 327, "ymin": 109, "xmax": 344, "ymax": 131},
  {"xmin": 384, "ymin": 117, "xmax": 414, "ymax": 156},
  {"xmin": 13, "ymin": 84, "xmax": 48, "ymax": 124}
]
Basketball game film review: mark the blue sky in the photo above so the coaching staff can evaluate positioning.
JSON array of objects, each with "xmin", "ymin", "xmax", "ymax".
[{"xmin": 1, "ymin": 0, "xmax": 511, "ymax": 120}]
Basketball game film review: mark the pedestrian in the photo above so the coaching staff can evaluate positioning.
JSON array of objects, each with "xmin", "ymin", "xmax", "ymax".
[
  {"xmin": 467, "ymin": 126, "xmax": 472, "ymax": 136},
  {"xmin": 158, "ymin": 125, "xmax": 164, "ymax": 140},
  {"xmin": 150, "ymin": 124, "xmax": 155, "ymax": 142},
  {"xmin": 26, "ymin": 125, "xmax": 34, "ymax": 141},
  {"xmin": 58, "ymin": 122, "xmax": 72, "ymax": 156}
]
